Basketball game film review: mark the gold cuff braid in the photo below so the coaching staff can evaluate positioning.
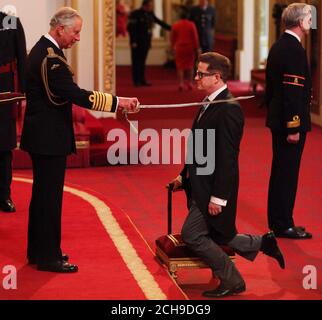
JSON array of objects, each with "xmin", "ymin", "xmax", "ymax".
[
  {"xmin": 287, "ymin": 115, "xmax": 301, "ymax": 128},
  {"xmin": 89, "ymin": 91, "xmax": 113, "ymax": 112}
]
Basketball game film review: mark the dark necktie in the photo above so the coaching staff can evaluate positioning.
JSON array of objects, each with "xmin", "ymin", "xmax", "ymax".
[{"xmin": 197, "ymin": 97, "xmax": 209, "ymax": 122}]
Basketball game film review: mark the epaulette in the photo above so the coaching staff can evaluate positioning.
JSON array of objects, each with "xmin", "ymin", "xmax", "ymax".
[{"xmin": 41, "ymin": 47, "xmax": 74, "ymax": 106}]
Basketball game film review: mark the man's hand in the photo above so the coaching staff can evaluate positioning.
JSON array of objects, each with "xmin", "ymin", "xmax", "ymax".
[
  {"xmin": 118, "ymin": 97, "xmax": 139, "ymax": 112},
  {"xmin": 287, "ymin": 133, "xmax": 300, "ymax": 144},
  {"xmin": 166, "ymin": 177, "xmax": 183, "ymax": 192},
  {"xmin": 208, "ymin": 202, "xmax": 222, "ymax": 216}
]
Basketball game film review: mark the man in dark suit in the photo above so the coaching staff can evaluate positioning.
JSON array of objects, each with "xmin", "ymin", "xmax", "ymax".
[
  {"xmin": 190, "ymin": 0, "xmax": 216, "ymax": 53},
  {"xmin": 265, "ymin": 3, "xmax": 312, "ymax": 239},
  {"xmin": 127, "ymin": 0, "xmax": 171, "ymax": 86},
  {"xmin": 169, "ymin": 52, "xmax": 285, "ymax": 298},
  {"xmin": 20, "ymin": 7, "xmax": 139, "ymax": 273},
  {"xmin": 0, "ymin": 12, "xmax": 26, "ymax": 213}
]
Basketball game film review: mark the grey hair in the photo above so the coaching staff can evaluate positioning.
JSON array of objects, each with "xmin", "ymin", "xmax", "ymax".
[
  {"xmin": 49, "ymin": 7, "xmax": 81, "ymax": 28},
  {"xmin": 282, "ymin": 3, "xmax": 311, "ymax": 29}
]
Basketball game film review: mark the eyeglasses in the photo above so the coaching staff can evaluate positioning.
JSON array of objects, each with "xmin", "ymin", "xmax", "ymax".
[{"xmin": 195, "ymin": 71, "xmax": 219, "ymax": 80}]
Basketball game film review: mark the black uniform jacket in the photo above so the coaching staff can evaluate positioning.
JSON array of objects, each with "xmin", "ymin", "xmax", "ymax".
[
  {"xmin": 265, "ymin": 32, "xmax": 312, "ymax": 134},
  {"xmin": 20, "ymin": 36, "xmax": 117, "ymax": 156},
  {"xmin": 181, "ymin": 89, "xmax": 244, "ymax": 244},
  {"xmin": 0, "ymin": 12, "xmax": 26, "ymax": 150},
  {"xmin": 127, "ymin": 8, "xmax": 171, "ymax": 47}
]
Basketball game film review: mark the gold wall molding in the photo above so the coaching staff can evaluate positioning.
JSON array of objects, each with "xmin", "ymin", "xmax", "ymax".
[
  {"xmin": 71, "ymin": 0, "xmax": 79, "ymax": 82},
  {"xmin": 93, "ymin": 0, "xmax": 99, "ymax": 90},
  {"xmin": 103, "ymin": 0, "xmax": 115, "ymax": 93}
]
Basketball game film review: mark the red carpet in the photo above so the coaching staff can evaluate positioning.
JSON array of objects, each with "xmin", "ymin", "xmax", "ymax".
[{"xmin": 0, "ymin": 178, "xmax": 186, "ymax": 300}]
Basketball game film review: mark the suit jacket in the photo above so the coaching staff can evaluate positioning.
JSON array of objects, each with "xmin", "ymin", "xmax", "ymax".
[
  {"xmin": 265, "ymin": 32, "xmax": 312, "ymax": 134},
  {"xmin": 181, "ymin": 89, "xmax": 244, "ymax": 244},
  {"xmin": 0, "ymin": 13, "xmax": 26, "ymax": 151},
  {"xmin": 20, "ymin": 36, "xmax": 117, "ymax": 156}
]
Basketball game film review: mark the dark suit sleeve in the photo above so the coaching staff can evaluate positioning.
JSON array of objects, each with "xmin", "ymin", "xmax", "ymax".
[
  {"xmin": 45, "ymin": 57, "xmax": 117, "ymax": 112},
  {"xmin": 282, "ymin": 50, "xmax": 307, "ymax": 134},
  {"xmin": 153, "ymin": 14, "xmax": 171, "ymax": 31},
  {"xmin": 212, "ymin": 105, "xmax": 243, "ymax": 200}
]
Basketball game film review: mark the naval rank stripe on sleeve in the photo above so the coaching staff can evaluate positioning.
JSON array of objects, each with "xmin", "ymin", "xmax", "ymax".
[
  {"xmin": 97, "ymin": 92, "xmax": 103, "ymax": 111},
  {"xmin": 283, "ymin": 74, "xmax": 305, "ymax": 87},
  {"xmin": 89, "ymin": 91, "xmax": 114, "ymax": 112}
]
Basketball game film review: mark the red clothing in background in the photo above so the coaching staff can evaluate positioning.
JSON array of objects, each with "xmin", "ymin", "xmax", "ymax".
[
  {"xmin": 171, "ymin": 19, "xmax": 199, "ymax": 70},
  {"xmin": 116, "ymin": 3, "xmax": 128, "ymax": 37}
]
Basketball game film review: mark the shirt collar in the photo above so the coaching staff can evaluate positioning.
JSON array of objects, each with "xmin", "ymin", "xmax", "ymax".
[
  {"xmin": 207, "ymin": 84, "xmax": 228, "ymax": 102},
  {"xmin": 285, "ymin": 30, "xmax": 301, "ymax": 43},
  {"xmin": 44, "ymin": 33, "xmax": 60, "ymax": 49}
]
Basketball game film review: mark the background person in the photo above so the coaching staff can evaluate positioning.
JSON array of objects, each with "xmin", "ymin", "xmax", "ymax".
[
  {"xmin": 190, "ymin": 0, "xmax": 216, "ymax": 53},
  {"xmin": 0, "ymin": 11, "xmax": 27, "ymax": 213},
  {"xmin": 127, "ymin": 0, "xmax": 171, "ymax": 87},
  {"xmin": 171, "ymin": 6, "xmax": 200, "ymax": 91}
]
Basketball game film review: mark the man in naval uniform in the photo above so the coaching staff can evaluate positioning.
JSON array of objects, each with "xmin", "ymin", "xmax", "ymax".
[
  {"xmin": 0, "ymin": 11, "xmax": 27, "ymax": 213},
  {"xmin": 20, "ymin": 7, "xmax": 139, "ymax": 273},
  {"xmin": 265, "ymin": 3, "xmax": 312, "ymax": 239}
]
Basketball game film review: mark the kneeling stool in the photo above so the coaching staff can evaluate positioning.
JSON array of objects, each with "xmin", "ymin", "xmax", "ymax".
[{"xmin": 155, "ymin": 186, "xmax": 235, "ymax": 279}]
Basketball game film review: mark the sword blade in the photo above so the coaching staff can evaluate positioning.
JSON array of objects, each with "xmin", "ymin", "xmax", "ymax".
[{"xmin": 138, "ymin": 95, "xmax": 255, "ymax": 109}]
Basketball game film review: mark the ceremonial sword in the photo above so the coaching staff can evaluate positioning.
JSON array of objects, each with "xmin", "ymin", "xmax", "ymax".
[
  {"xmin": 123, "ymin": 95, "xmax": 255, "ymax": 133},
  {"xmin": 133, "ymin": 95, "xmax": 255, "ymax": 112}
]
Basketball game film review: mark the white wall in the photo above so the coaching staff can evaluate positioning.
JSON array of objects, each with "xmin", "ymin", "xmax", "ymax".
[
  {"xmin": 0, "ymin": 0, "xmax": 64, "ymax": 51},
  {"xmin": 77, "ymin": 0, "xmax": 94, "ymax": 90},
  {"xmin": 236, "ymin": 0, "xmax": 255, "ymax": 82}
]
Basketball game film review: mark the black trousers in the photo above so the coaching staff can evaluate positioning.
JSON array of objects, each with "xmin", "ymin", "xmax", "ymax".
[
  {"xmin": 0, "ymin": 150, "xmax": 12, "ymax": 201},
  {"xmin": 130, "ymin": 43, "xmax": 150, "ymax": 85},
  {"xmin": 268, "ymin": 132, "xmax": 306, "ymax": 231},
  {"xmin": 27, "ymin": 153, "xmax": 67, "ymax": 265}
]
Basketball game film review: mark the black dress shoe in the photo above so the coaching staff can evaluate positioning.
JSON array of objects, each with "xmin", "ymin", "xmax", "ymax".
[
  {"xmin": 275, "ymin": 227, "xmax": 312, "ymax": 239},
  {"xmin": 141, "ymin": 81, "xmax": 152, "ymax": 86},
  {"xmin": 203, "ymin": 281, "xmax": 246, "ymax": 298},
  {"xmin": 37, "ymin": 260, "xmax": 78, "ymax": 273},
  {"xmin": 28, "ymin": 254, "xmax": 69, "ymax": 265},
  {"xmin": 0, "ymin": 199, "xmax": 16, "ymax": 213},
  {"xmin": 261, "ymin": 231, "xmax": 285, "ymax": 269}
]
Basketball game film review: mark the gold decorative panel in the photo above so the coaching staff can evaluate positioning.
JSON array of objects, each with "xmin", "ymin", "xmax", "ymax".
[
  {"xmin": 215, "ymin": 0, "xmax": 238, "ymax": 36},
  {"xmin": 103, "ymin": 0, "xmax": 115, "ymax": 93}
]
